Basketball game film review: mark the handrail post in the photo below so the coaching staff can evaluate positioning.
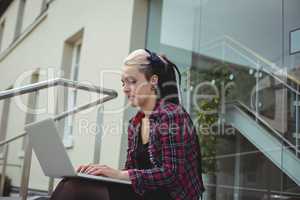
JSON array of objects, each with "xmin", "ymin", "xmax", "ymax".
[
  {"xmin": 19, "ymin": 140, "xmax": 33, "ymax": 200},
  {"xmin": 0, "ymin": 144, "xmax": 9, "ymax": 196},
  {"xmin": 93, "ymin": 105, "xmax": 104, "ymax": 164},
  {"xmin": 296, "ymin": 84, "xmax": 299, "ymax": 157},
  {"xmin": 19, "ymin": 88, "xmax": 38, "ymax": 200}
]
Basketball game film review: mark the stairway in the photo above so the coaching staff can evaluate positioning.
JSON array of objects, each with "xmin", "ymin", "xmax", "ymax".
[{"xmin": 225, "ymin": 103, "xmax": 300, "ymax": 186}]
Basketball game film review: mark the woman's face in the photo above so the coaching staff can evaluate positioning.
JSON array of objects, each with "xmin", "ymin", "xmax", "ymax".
[{"xmin": 121, "ymin": 65, "xmax": 155, "ymax": 107}]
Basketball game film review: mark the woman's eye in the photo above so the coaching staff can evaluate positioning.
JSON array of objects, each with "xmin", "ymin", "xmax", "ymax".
[
  {"xmin": 129, "ymin": 80, "xmax": 136, "ymax": 84},
  {"xmin": 121, "ymin": 79, "xmax": 136, "ymax": 86}
]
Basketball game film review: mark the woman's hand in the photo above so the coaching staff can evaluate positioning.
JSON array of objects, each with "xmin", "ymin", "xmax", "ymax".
[{"xmin": 76, "ymin": 164, "xmax": 129, "ymax": 180}]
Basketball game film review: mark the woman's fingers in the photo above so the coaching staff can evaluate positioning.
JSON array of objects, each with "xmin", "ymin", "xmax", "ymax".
[
  {"xmin": 76, "ymin": 164, "xmax": 93, "ymax": 173},
  {"xmin": 76, "ymin": 164, "xmax": 111, "ymax": 176},
  {"xmin": 86, "ymin": 165, "xmax": 107, "ymax": 174},
  {"xmin": 76, "ymin": 165, "xmax": 85, "ymax": 172},
  {"xmin": 76, "ymin": 165, "xmax": 120, "ymax": 179},
  {"xmin": 76, "ymin": 164, "xmax": 109, "ymax": 174},
  {"xmin": 85, "ymin": 166, "xmax": 100, "ymax": 174},
  {"xmin": 90, "ymin": 168, "xmax": 106, "ymax": 176}
]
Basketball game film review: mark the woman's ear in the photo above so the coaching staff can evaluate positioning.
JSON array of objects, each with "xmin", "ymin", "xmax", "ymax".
[{"xmin": 150, "ymin": 74, "xmax": 158, "ymax": 86}]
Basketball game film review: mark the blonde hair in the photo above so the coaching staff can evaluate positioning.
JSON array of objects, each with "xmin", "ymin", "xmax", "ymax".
[
  {"xmin": 123, "ymin": 49, "xmax": 168, "ymax": 66},
  {"xmin": 123, "ymin": 49, "xmax": 182, "ymax": 104},
  {"xmin": 123, "ymin": 49, "xmax": 150, "ymax": 66}
]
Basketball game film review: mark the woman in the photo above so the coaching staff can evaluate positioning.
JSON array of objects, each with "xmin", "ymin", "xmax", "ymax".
[{"xmin": 51, "ymin": 49, "xmax": 204, "ymax": 200}]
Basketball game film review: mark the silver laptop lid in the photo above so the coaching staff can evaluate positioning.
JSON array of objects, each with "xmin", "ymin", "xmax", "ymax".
[{"xmin": 25, "ymin": 118, "xmax": 76, "ymax": 178}]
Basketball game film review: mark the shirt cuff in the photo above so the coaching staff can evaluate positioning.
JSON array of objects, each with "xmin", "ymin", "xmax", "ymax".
[{"xmin": 128, "ymin": 169, "xmax": 145, "ymax": 196}]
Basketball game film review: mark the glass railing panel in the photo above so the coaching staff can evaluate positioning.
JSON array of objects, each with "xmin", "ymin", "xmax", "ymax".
[
  {"xmin": 257, "ymin": 67, "xmax": 298, "ymax": 152},
  {"xmin": 189, "ymin": 57, "xmax": 300, "ymax": 199}
]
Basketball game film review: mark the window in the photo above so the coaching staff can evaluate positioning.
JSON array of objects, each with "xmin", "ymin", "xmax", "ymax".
[
  {"xmin": 62, "ymin": 37, "xmax": 82, "ymax": 148},
  {"xmin": 22, "ymin": 0, "xmax": 48, "ymax": 30},
  {"xmin": 0, "ymin": 21, "xmax": 5, "ymax": 52},
  {"xmin": 14, "ymin": 0, "xmax": 26, "ymax": 40}
]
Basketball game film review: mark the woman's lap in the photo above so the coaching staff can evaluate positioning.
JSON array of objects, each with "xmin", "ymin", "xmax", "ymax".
[{"xmin": 50, "ymin": 178, "xmax": 140, "ymax": 200}]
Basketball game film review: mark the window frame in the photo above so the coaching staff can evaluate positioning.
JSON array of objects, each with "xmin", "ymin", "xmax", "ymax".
[
  {"xmin": 62, "ymin": 38, "xmax": 82, "ymax": 148},
  {"xmin": 290, "ymin": 27, "xmax": 300, "ymax": 55},
  {"xmin": 14, "ymin": 0, "xmax": 26, "ymax": 40}
]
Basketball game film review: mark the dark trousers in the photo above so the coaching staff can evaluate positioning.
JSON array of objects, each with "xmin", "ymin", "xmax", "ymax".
[{"xmin": 50, "ymin": 178, "xmax": 141, "ymax": 200}]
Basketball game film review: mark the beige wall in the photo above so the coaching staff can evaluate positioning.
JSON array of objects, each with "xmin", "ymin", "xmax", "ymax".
[{"xmin": 0, "ymin": 0, "xmax": 149, "ymax": 191}]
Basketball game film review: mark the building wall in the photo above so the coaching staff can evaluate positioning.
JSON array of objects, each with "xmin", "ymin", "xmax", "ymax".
[
  {"xmin": 0, "ymin": 0, "xmax": 148, "ymax": 191},
  {"xmin": 0, "ymin": 0, "xmax": 20, "ymax": 52}
]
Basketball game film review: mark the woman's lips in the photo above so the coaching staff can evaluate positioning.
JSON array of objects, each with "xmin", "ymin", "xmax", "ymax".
[{"xmin": 128, "ymin": 95, "xmax": 135, "ymax": 100}]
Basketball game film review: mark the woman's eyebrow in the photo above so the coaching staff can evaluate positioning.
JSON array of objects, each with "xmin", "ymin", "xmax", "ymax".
[
  {"xmin": 128, "ymin": 76, "xmax": 136, "ymax": 80},
  {"xmin": 121, "ymin": 76, "xmax": 136, "ymax": 80}
]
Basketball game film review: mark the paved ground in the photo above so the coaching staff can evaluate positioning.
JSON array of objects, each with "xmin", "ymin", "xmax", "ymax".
[{"xmin": 0, "ymin": 197, "xmax": 49, "ymax": 200}]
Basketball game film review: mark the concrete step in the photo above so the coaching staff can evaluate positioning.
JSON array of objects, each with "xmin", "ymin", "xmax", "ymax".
[{"xmin": 0, "ymin": 196, "xmax": 49, "ymax": 200}]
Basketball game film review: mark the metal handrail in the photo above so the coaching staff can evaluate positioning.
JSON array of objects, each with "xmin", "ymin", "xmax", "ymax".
[
  {"xmin": 223, "ymin": 36, "xmax": 278, "ymax": 70},
  {"xmin": 197, "ymin": 35, "xmax": 300, "ymax": 96},
  {"xmin": 0, "ymin": 78, "xmax": 118, "ymax": 199},
  {"xmin": 223, "ymin": 36, "xmax": 300, "ymax": 96},
  {"xmin": 0, "ymin": 78, "xmax": 118, "ymax": 146},
  {"xmin": 262, "ymin": 69, "xmax": 300, "ymax": 96},
  {"xmin": 0, "ymin": 132, "xmax": 27, "ymax": 147},
  {"xmin": 0, "ymin": 97, "xmax": 115, "ymax": 147},
  {"xmin": 0, "ymin": 78, "xmax": 117, "ymax": 100},
  {"xmin": 226, "ymin": 101, "xmax": 298, "ymax": 153}
]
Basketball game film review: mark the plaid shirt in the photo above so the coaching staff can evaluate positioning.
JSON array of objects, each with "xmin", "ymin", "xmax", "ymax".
[{"xmin": 124, "ymin": 99, "xmax": 205, "ymax": 200}]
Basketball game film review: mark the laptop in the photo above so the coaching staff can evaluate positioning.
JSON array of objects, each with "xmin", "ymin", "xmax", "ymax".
[{"xmin": 25, "ymin": 118, "xmax": 131, "ymax": 185}]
